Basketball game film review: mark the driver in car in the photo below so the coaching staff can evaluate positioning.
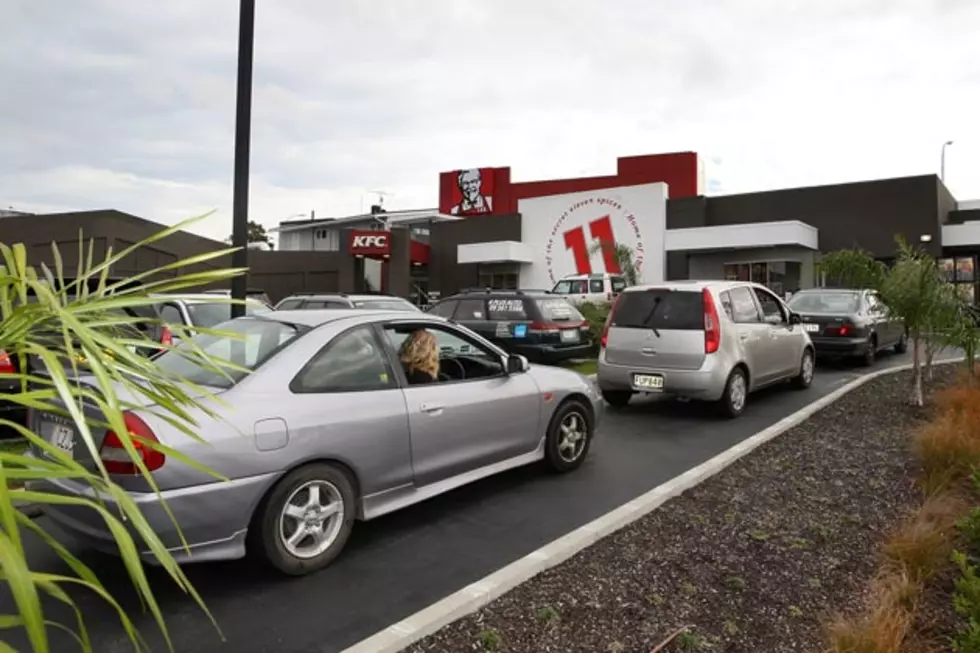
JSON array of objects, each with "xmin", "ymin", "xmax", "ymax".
[{"xmin": 398, "ymin": 329, "xmax": 439, "ymax": 385}]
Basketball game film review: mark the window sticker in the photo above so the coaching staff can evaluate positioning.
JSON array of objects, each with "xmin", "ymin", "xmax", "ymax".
[
  {"xmin": 513, "ymin": 324, "xmax": 528, "ymax": 338},
  {"xmin": 488, "ymin": 298, "xmax": 524, "ymax": 313},
  {"xmin": 495, "ymin": 322, "xmax": 511, "ymax": 338}
]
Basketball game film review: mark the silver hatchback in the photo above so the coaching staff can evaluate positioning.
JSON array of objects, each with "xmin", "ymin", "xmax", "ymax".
[
  {"xmin": 32, "ymin": 310, "xmax": 602, "ymax": 575},
  {"xmin": 596, "ymin": 281, "xmax": 815, "ymax": 417}
]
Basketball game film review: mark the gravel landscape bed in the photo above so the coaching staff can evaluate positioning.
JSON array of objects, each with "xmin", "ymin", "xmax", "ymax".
[{"xmin": 408, "ymin": 366, "xmax": 957, "ymax": 653}]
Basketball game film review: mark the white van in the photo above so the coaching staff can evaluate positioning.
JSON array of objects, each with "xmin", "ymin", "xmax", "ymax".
[{"xmin": 550, "ymin": 273, "xmax": 628, "ymax": 305}]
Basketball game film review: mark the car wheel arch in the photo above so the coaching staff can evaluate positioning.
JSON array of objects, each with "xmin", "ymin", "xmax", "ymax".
[
  {"xmin": 248, "ymin": 457, "xmax": 364, "ymax": 531},
  {"xmin": 733, "ymin": 362, "xmax": 751, "ymax": 391},
  {"xmin": 554, "ymin": 393, "xmax": 594, "ymax": 426}
]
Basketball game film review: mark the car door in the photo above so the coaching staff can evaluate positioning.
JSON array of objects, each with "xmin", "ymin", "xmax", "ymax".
[
  {"xmin": 380, "ymin": 321, "xmax": 541, "ymax": 487},
  {"xmin": 751, "ymin": 285, "xmax": 800, "ymax": 378},
  {"xmin": 725, "ymin": 286, "xmax": 779, "ymax": 385}
]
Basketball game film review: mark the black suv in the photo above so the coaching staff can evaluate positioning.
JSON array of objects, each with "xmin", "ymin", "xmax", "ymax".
[{"xmin": 426, "ymin": 289, "xmax": 592, "ymax": 364}]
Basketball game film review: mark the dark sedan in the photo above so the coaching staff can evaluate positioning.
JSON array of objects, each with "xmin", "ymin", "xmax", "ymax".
[{"xmin": 786, "ymin": 288, "xmax": 907, "ymax": 366}]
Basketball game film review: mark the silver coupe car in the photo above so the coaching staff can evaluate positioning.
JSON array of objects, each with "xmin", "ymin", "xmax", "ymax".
[{"xmin": 32, "ymin": 310, "xmax": 602, "ymax": 575}]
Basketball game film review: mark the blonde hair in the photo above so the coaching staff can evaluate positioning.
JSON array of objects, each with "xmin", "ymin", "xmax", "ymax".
[{"xmin": 399, "ymin": 330, "xmax": 439, "ymax": 379}]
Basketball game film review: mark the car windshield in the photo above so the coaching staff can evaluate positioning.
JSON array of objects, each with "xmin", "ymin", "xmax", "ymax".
[
  {"xmin": 187, "ymin": 300, "xmax": 271, "ymax": 328},
  {"xmin": 787, "ymin": 291, "xmax": 861, "ymax": 314},
  {"xmin": 535, "ymin": 298, "xmax": 585, "ymax": 322},
  {"xmin": 154, "ymin": 317, "xmax": 304, "ymax": 389},
  {"xmin": 353, "ymin": 298, "xmax": 419, "ymax": 311}
]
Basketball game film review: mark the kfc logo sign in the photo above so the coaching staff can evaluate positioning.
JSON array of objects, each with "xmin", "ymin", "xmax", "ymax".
[{"xmin": 348, "ymin": 230, "xmax": 392, "ymax": 256}]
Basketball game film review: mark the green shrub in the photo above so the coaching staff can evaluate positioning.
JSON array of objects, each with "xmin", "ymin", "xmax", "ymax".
[{"xmin": 579, "ymin": 301, "xmax": 611, "ymax": 352}]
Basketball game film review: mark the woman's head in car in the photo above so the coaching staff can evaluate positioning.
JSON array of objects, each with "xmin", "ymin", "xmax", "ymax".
[{"xmin": 398, "ymin": 329, "xmax": 439, "ymax": 381}]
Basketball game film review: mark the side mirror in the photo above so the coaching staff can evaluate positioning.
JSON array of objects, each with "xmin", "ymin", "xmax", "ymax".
[
  {"xmin": 506, "ymin": 354, "xmax": 530, "ymax": 374},
  {"xmin": 789, "ymin": 312, "xmax": 802, "ymax": 325}
]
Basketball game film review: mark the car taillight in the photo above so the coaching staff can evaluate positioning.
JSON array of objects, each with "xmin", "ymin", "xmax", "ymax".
[
  {"xmin": 703, "ymin": 288, "xmax": 721, "ymax": 354},
  {"xmin": 100, "ymin": 412, "xmax": 165, "ymax": 475},
  {"xmin": 600, "ymin": 294, "xmax": 624, "ymax": 349},
  {"xmin": 529, "ymin": 322, "xmax": 560, "ymax": 334},
  {"xmin": 828, "ymin": 324, "xmax": 851, "ymax": 336},
  {"xmin": 0, "ymin": 350, "xmax": 14, "ymax": 375}
]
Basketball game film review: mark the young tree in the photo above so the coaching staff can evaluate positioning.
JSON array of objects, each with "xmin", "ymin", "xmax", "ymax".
[
  {"xmin": 935, "ymin": 295, "xmax": 980, "ymax": 387},
  {"xmin": 588, "ymin": 242, "xmax": 640, "ymax": 286},
  {"xmin": 816, "ymin": 248, "xmax": 888, "ymax": 290}
]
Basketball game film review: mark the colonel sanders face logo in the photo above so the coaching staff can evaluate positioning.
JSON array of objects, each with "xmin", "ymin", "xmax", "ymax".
[{"xmin": 450, "ymin": 169, "xmax": 493, "ymax": 215}]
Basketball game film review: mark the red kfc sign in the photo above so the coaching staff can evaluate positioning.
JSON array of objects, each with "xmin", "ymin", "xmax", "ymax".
[
  {"xmin": 441, "ymin": 168, "xmax": 496, "ymax": 216},
  {"xmin": 349, "ymin": 230, "xmax": 391, "ymax": 257}
]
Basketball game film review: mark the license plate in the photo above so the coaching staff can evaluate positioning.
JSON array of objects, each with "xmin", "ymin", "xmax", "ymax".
[
  {"xmin": 633, "ymin": 373, "xmax": 664, "ymax": 390},
  {"xmin": 560, "ymin": 329, "xmax": 580, "ymax": 343},
  {"xmin": 47, "ymin": 422, "xmax": 76, "ymax": 454},
  {"xmin": 804, "ymin": 323, "xmax": 820, "ymax": 333}
]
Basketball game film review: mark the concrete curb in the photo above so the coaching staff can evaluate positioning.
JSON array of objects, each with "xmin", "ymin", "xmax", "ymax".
[{"xmin": 339, "ymin": 358, "xmax": 964, "ymax": 653}]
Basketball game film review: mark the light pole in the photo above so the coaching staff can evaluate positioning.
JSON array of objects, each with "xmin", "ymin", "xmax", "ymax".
[
  {"xmin": 230, "ymin": 0, "xmax": 256, "ymax": 319},
  {"xmin": 941, "ymin": 140, "xmax": 954, "ymax": 184}
]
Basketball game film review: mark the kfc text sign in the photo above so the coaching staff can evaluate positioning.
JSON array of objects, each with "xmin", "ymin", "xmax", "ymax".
[
  {"xmin": 348, "ymin": 230, "xmax": 391, "ymax": 257},
  {"xmin": 517, "ymin": 183, "xmax": 667, "ymax": 289}
]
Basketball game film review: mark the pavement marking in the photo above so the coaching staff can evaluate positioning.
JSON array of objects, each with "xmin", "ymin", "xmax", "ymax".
[{"xmin": 338, "ymin": 358, "xmax": 967, "ymax": 653}]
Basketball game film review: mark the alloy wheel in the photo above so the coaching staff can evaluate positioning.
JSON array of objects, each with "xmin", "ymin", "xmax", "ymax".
[
  {"xmin": 557, "ymin": 411, "xmax": 588, "ymax": 463},
  {"xmin": 802, "ymin": 351, "xmax": 815, "ymax": 385},
  {"xmin": 729, "ymin": 372, "xmax": 747, "ymax": 413},
  {"xmin": 278, "ymin": 480, "xmax": 345, "ymax": 559}
]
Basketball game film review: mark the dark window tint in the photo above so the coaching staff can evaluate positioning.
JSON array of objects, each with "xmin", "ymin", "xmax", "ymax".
[
  {"xmin": 455, "ymin": 299, "xmax": 486, "ymax": 320},
  {"xmin": 535, "ymin": 298, "xmax": 584, "ymax": 322},
  {"xmin": 276, "ymin": 298, "xmax": 304, "ymax": 310},
  {"xmin": 154, "ymin": 317, "xmax": 302, "ymax": 389},
  {"xmin": 786, "ymin": 290, "xmax": 861, "ymax": 314},
  {"xmin": 728, "ymin": 287, "xmax": 761, "ymax": 323},
  {"xmin": 428, "ymin": 300, "xmax": 458, "ymax": 319},
  {"xmin": 589, "ymin": 279, "xmax": 604, "ymax": 293},
  {"xmin": 486, "ymin": 297, "xmax": 528, "ymax": 321},
  {"xmin": 610, "ymin": 290, "xmax": 704, "ymax": 331},
  {"xmin": 293, "ymin": 326, "xmax": 394, "ymax": 393},
  {"xmin": 610, "ymin": 277, "xmax": 627, "ymax": 293}
]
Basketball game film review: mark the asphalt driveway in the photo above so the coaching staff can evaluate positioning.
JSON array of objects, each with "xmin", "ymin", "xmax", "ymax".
[{"xmin": 4, "ymin": 349, "xmax": 955, "ymax": 653}]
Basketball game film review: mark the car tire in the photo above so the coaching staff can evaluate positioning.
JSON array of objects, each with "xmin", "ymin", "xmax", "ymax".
[
  {"xmin": 250, "ymin": 463, "xmax": 357, "ymax": 576},
  {"xmin": 601, "ymin": 389, "xmax": 632, "ymax": 407},
  {"xmin": 545, "ymin": 399, "xmax": 593, "ymax": 473},
  {"xmin": 894, "ymin": 330, "xmax": 908, "ymax": 354},
  {"xmin": 793, "ymin": 348, "xmax": 815, "ymax": 390},
  {"xmin": 861, "ymin": 335, "xmax": 877, "ymax": 367},
  {"xmin": 718, "ymin": 367, "xmax": 748, "ymax": 419}
]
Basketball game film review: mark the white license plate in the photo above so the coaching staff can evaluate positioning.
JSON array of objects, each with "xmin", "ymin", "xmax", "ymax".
[
  {"xmin": 804, "ymin": 323, "xmax": 820, "ymax": 333},
  {"xmin": 48, "ymin": 423, "xmax": 76, "ymax": 454},
  {"xmin": 560, "ymin": 329, "xmax": 580, "ymax": 343},
  {"xmin": 633, "ymin": 374, "xmax": 664, "ymax": 390}
]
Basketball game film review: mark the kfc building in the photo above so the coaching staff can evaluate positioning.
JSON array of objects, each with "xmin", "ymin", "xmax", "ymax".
[{"xmin": 276, "ymin": 150, "xmax": 980, "ymax": 304}]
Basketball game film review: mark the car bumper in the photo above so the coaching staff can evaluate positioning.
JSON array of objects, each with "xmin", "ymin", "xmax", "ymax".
[
  {"xmin": 596, "ymin": 350, "xmax": 731, "ymax": 401},
  {"xmin": 30, "ymin": 470, "xmax": 279, "ymax": 565},
  {"xmin": 809, "ymin": 336, "xmax": 868, "ymax": 357}
]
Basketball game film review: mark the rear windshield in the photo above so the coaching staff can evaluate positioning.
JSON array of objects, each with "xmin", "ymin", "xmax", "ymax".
[
  {"xmin": 535, "ymin": 298, "xmax": 585, "ymax": 322},
  {"xmin": 353, "ymin": 298, "xmax": 419, "ymax": 312},
  {"xmin": 187, "ymin": 300, "xmax": 270, "ymax": 328},
  {"xmin": 154, "ymin": 317, "xmax": 304, "ymax": 388},
  {"xmin": 787, "ymin": 291, "xmax": 861, "ymax": 314},
  {"xmin": 611, "ymin": 289, "xmax": 704, "ymax": 331}
]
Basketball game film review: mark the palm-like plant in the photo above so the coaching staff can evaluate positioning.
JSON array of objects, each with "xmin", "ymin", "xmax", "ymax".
[
  {"xmin": 587, "ymin": 242, "xmax": 640, "ymax": 287},
  {"xmin": 0, "ymin": 216, "xmax": 246, "ymax": 652}
]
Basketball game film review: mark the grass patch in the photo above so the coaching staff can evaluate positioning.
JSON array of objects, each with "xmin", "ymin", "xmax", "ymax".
[{"xmin": 560, "ymin": 359, "xmax": 597, "ymax": 376}]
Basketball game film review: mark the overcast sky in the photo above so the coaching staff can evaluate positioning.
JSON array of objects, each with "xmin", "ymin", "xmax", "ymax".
[{"xmin": 2, "ymin": 0, "xmax": 978, "ymax": 242}]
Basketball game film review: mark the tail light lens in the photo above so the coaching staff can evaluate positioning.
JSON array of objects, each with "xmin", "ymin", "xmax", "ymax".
[
  {"xmin": 0, "ymin": 350, "xmax": 15, "ymax": 375},
  {"xmin": 529, "ymin": 322, "xmax": 560, "ymax": 334},
  {"xmin": 600, "ymin": 294, "xmax": 624, "ymax": 349},
  {"xmin": 100, "ymin": 412, "xmax": 165, "ymax": 475},
  {"xmin": 827, "ymin": 324, "xmax": 852, "ymax": 336},
  {"xmin": 703, "ymin": 288, "xmax": 721, "ymax": 354}
]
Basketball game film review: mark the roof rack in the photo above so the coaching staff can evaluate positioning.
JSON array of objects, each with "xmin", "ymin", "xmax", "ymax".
[{"xmin": 458, "ymin": 288, "xmax": 552, "ymax": 296}]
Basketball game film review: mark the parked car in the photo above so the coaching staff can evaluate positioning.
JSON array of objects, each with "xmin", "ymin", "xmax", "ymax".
[
  {"xmin": 274, "ymin": 293, "xmax": 421, "ymax": 312},
  {"xmin": 151, "ymin": 294, "xmax": 272, "ymax": 346},
  {"xmin": 30, "ymin": 309, "xmax": 601, "ymax": 575},
  {"xmin": 597, "ymin": 281, "xmax": 815, "ymax": 417},
  {"xmin": 199, "ymin": 287, "xmax": 274, "ymax": 308},
  {"xmin": 427, "ymin": 289, "xmax": 593, "ymax": 364},
  {"xmin": 785, "ymin": 288, "xmax": 907, "ymax": 366},
  {"xmin": 550, "ymin": 273, "xmax": 628, "ymax": 306}
]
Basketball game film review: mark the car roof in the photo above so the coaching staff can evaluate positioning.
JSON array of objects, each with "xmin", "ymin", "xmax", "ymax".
[
  {"xmin": 621, "ymin": 280, "xmax": 775, "ymax": 294},
  {"xmin": 258, "ymin": 309, "xmax": 445, "ymax": 328},
  {"xmin": 151, "ymin": 293, "xmax": 267, "ymax": 303},
  {"xmin": 280, "ymin": 294, "xmax": 409, "ymax": 301}
]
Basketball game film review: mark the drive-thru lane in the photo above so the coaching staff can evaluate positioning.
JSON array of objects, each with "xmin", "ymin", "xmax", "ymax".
[{"xmin": 5, "ymin": 350, "xmax": 950, "ymax": 653}]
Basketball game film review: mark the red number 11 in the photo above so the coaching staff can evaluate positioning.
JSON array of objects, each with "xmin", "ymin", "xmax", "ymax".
[{"xmin": 562, "ymin": 215, "xmax": 621, "ymax": 275}]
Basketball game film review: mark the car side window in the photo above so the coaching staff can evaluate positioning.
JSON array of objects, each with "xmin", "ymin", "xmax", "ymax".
[
  {"xmin": 552, "ymin": 280, "xmax": 572, "ymax": 294},
  {"xmin": 729, "ymin": 287, "xmax": 762, "ymax": 323},
  {"xmin": 428, "ymin": 300, "xmax": 458, "ymax": 319},
  {"xmin": 867, "ymin": 293, "xmax": 885, "ymax": 315},
  {"xmin": 569, "ymin": 280, "xmax": 588, "ymax": 294},
  {"xmin": 276, "ymin": 298, "xmax": 304, "ymax": 310},
  {"xmin": 610, "ymin": 277, "xmax": 627, "ymax": 293},
  {"xmin": 752, "ymin": 288, "xmax": 786, "ymax": 322},
  {"xmin": 719, "ymin": 291, "xmax": 736, "ymax": 321},
  {"xmin": 589, "ymin": 279, "xmax": 604, "ymax": 293},
  {"xmin": 454, "ymin": 299, "xmax": 486, "ymax": 320},
  {"xmin": 158, "ymin": 303, "xmax": 184, "ymax": 326},
  {"xmin": 291, "ymin": 326, "xmax": 395, "ymax": 393},
  {"xmin": 383, "ymin": 323, "xmax": 505, "ymax": 382}
]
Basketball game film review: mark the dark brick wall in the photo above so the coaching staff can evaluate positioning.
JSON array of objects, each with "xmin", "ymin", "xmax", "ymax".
[{"xmin": 429, "ymin": 213, "xmax": 522, "ymax": 296}]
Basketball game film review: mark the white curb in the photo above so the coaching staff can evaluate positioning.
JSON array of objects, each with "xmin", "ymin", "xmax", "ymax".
[{"xmin": 338, "ymin": 357, "xmax": 965, "ymax": 653}]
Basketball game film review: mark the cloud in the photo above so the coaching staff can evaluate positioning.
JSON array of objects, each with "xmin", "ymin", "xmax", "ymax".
[{"xmin": 2, "ymin": 0, "xmax": 980, "ymax": 242}]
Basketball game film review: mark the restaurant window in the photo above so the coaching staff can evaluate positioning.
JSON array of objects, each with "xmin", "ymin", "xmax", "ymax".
[
  {"xmin": 939, "ymin": 256, "xmax": 977, "ymax": 305},
  {"xmin": 723, "ymin": 261, "xmax": 802, "ymax": 298},
  {"xmin": 477, "ymin": 263, "xmax": 519, "ymax": 290}
]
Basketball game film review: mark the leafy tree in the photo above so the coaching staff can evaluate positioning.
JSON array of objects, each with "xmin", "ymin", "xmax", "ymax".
[
  {"xmin": 0, "ymin": 216, "xmax": 243, "ymax": 651},
  {"xmin": 227, "ymin": 220, "xmax": 272, "ymax": 246},
  {"xmin": 935, "ymin": 293, "xmax": 980, "ymax": 387},
  {"xmin": 588, "ymin": 242, "xmax": 640, "ymax": 286},
  {"xmin": 816, "ymin": 248, "xmax": 887, "ymax": 289}
]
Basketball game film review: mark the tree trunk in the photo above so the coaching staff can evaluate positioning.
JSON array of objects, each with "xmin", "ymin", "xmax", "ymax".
[{"xmin": 911, "ymin": 335, "xmax": 924, "ymax": 407}]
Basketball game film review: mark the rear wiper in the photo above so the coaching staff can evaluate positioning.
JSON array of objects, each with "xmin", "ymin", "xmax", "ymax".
[{"xmin": 642, "ymin": 296, "xmax": 663, "ymax": 338}]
